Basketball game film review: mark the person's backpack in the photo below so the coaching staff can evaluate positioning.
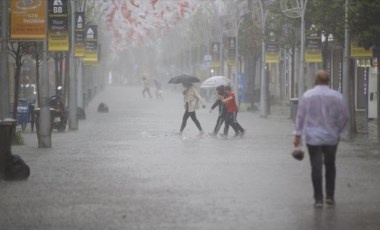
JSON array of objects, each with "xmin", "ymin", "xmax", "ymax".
[{"xmin": 5, "ymin": 154, "xmax": 30, "ymax": 181}]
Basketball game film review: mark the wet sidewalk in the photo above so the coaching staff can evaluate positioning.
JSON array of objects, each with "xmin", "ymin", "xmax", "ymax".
[{"xmin": 1, "ymin": 85, "xmax": 380, "ymax": 230}]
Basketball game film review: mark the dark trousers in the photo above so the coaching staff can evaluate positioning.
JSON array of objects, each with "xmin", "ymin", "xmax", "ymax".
[
  {"xmin": 180, "ymin": 110, "xmax": 202, "ymax": 132},
  {"xmin": 307, "ymin": 144, "xmax": 338, "ymax": 202},
  {"xmin": 224, "ymin": 112, "xmax": 241, "ymax": 135},
  {"xmin": 213, "ymin": 115, "xmax": 225, "ymax": 134}
]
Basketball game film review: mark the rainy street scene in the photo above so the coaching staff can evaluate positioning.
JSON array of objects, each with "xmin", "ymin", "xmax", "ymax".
[{"xmin": 1, "ymin": 0, "xmax": 380, "ymax": 230}]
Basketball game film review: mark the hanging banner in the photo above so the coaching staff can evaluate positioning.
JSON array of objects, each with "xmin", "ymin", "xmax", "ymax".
[
  {"xmin": 227, "ymin": 37, "xmax": 236, "ymax": 65},
  {"xmin": 305, "ymin": 26, "xmax": 322, "ymax": 63},
  {"xmin": 48, "ymin": 0, "xmax": 69, "ymax": 51},
  {"xmin": 10, "ymin": 0, "xmax": 46, "ymax": 40},
  {"xmin": 74, "ymin": 12, "xmax": 85, "ymax": 57},
  {"xmin": 351, "ymin": 42, "xmax": 371, "ymax": 58},
  {"xmin": 84, "ymin": 25, "xmax": 98, "ymax": 62},
  {"xmin": 265, "ymin": 30, "xmax": 279, "ymax": 63},
  {"xmin": 211, "ymin": 42, "xmax": 220, "ymax": 68}
]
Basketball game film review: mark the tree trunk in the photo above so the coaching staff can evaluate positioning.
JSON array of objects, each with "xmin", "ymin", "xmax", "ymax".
[{"xmin": 12, "ymin": 62, "xmax": 22, "ymax": 120}]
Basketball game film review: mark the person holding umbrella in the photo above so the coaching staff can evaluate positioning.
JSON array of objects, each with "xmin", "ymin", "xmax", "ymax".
[
  {"xmin": 180, "ymin": 82, "xmax": 206, "ymax": 136},
  {"xmin": 222, "ymin": 85, "xmax": 245, "ymax": 137},
  {"xmin": 209, "ymin": 85, "xmax": 239, "ymax": 137}
]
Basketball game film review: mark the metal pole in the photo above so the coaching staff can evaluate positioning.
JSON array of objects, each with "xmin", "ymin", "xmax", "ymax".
[
  {"xmin": 69, "ymin": 0, "xmax": 78, "ymax": 130},
  {"xmin": 235, "ymin": 17, "xmax": 240, "ymax": 108},
  {"xmin": 39, "ymin": 0, "xmax": 52, "ymax": 148},
  {"xmin": 77, "ymin": 0, "xmax": 86, "ymax": 109},
  {"xmin": 342, "ymin": 0, "xmax": 352, "ymax": 140},
  {"xmin": 0, "ymin": 0, "xmax": 10, "ymax": 120},
  {"xmin": 258, "ymin": 0, "xmax": 268, "ymax": 118},
  {"xmin": 298, "ymin": 0, "xmax": 308, "ymax": 98}
]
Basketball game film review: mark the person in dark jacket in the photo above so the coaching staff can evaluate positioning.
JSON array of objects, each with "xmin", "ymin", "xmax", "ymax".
[{"xmin": 209, "ymin": 85, "xmax": 239, "ymax": 136}]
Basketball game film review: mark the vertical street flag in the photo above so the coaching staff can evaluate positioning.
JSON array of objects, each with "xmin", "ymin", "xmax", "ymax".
[
  {"xmin": 10, "ymin": 0, "xmax": 46, "ymax": 40},
  {"xmin": 227, "ymin": 37, "xmax": 236, "ymax": 65},
  {"xmin": 265, "ymin": 30, "xmax": 279, "ymax": 63},
  {"xmin": 305, "ymin": 25, "xmax": 322, "ymax": 63},
  {"xmin": 48, "ymin": 0, "xmax": 69, "ymax": 51},
  {"xmin": 84, "ymin": 25, "xmax": 98, "ymax": 62},
  {"xmin": 211, "ymin": 42, "xmax": 220, "ymax": 68},
  {"xmin": 75, "ymin": 12, "xmax": 85, "ymax": 57}
]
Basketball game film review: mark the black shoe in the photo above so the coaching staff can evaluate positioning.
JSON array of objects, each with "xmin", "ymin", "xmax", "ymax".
[
  {"xmin": 240, "ymin": 129, "xmax": 246, "ymax": 137},
  {"xmin": 233, "ymin": 132, "xmax": 240, "ymax": 137}
]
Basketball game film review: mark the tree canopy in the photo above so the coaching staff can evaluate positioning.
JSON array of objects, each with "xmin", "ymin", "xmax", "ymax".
[{"xmin": 349, "ymin": 0, "xmax": 380, "ymax": 49}]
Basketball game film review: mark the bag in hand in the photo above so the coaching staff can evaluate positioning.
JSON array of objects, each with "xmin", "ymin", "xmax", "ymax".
[
  {"xmin": 292, "ymin": 146, "xmax": 304, "ymax": 161},
  {"xmin": 5, "ymin": 154, "xmax": 30, "ymax": 181}
]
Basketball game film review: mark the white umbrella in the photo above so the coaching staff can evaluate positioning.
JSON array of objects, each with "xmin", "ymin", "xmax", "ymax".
[{"xmin": 200, "ymin": 76, "xmax": 230, "ymax": 88}]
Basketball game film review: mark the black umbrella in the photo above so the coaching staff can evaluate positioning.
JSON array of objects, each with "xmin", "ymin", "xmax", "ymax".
[{"xmin": 168, "ymin": 74, "xmax": 200, "ymax": 84}]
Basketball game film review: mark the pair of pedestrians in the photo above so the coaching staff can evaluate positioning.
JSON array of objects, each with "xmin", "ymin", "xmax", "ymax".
[
  {"xmin": 209, "ymin": 85, "xmax": 245, "ymax": 137},
  {"xmin": 178, "ymin": 83, "xmax": 244, "ymax": 137}
]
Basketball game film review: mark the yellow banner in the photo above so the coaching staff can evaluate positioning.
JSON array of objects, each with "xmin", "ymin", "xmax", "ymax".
[
  {"xmin": 83, "ymin": 48, "xmax": 98, "ymax": 63},
  {"xmin": 265, "ymin": 54, "xmax": 280, "ymax": 63},
  {"xmin": 305, "ymin": 50, "xmax": 322, "ymax": 63},
  {"xmin": 10, "ymin": 0, "xmax": 46, "ymax": 40},
  {"xmin": 351, "ymin": 43, "xmax": 371, "ymax": 58}
]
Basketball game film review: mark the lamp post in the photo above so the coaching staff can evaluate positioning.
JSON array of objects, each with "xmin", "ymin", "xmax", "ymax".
[
  {"xmin": 299, "ymin": 0, "xmax": 307, "ymax": 98},
  {"xmin": 69, "ymin": 0, "xmax": 78, "ymax": 130},
  {"xmin": 0, "ymin": 0, "xmax": 10, "ymax": 119},
  {"xmin": 258, "ymin": 0, "xmax": 269, "ymax": 118},
  {"xmin": 280, "ymin": 0, "xmax": 308, "ymax": 98},
  {"xmin": 235, "ymin": 10, "xmax": 253, "ymax": 110}
]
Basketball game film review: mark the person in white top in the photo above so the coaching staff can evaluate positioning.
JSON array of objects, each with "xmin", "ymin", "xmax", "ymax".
[
  {"xmin": 293, "ymin": 70, "xmax": 349, "ymax": 208},
  {"xmin": 179, "ymin": 83, "xmax": 206, "ymax": 135}
]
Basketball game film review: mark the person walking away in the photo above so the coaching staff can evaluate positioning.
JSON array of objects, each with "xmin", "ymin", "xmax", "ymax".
[
  {"xmin": 222, "ymin": 85, "xmax": 245, "ymax": 137},
  {"xmin": 293, "ymin": 70, "xmax": 348, "ymax": 208},
  {"xmin": 142, "ymin": 76, "xmax": 152, "ymax": 98},
  {"xmin": 180, "ymin": 83, "xmax": 205, "ymax": 136}
]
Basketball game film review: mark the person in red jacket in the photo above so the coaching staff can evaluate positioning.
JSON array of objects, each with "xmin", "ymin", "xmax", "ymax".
[{"xmin": 222, "ymin": 85, "xmax": 245, "ymax": 137}]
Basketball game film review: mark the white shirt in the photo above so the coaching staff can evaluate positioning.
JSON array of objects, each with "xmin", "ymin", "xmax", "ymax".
[{"xmin": 294, "ymin": 85, "xmax": 349, "ymax": 145}]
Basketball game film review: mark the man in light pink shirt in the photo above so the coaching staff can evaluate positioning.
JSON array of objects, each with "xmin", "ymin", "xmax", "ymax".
[{"xmin": 293, "ymin": 70, "xmax": 349, "ymax": 208}]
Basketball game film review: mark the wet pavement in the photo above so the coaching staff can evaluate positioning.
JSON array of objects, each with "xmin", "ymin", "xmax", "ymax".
[{"xmin": 1, "ymin": 85, "xmax": 380, "ymax": 230}]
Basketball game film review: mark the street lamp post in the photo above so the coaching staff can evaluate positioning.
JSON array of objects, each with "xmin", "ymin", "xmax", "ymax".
[
  {"xmin": 299, "ymin": 0, "xmax": 307, "ymax": 98},
  {"xmin": 0, "ymin": 0, "xmax": 10, "ymax": 119},
  {"xmin": 235, "ymin": 10, "xmax": 252, "ymax": 110},
  {"xmin": 280, "ymin": 0, "xmax": 308, "ymax": 98},
  {"xmin": 258, "ymin": 0, "xmax": 269, "ymax": 118},
  {"xmin": 69, "ymin": 0, "xmax": 78, "ymax": 130}
]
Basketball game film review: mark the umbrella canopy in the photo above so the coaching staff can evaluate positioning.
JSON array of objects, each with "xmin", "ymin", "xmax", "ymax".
[
  {"xmin": 200, "ymin": 76, "xmax": 230, "ymax": 88},
  {"xmin": 168, "ymin": 74, "xmax": 200, "ymax": 84}
]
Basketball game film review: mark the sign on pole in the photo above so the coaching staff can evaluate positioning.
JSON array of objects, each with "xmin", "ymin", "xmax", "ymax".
[
  {"xmin": 265, "ymin": 30, "xmax": 279, "ymax": 63},
  {"xmin": 48, "ymin": 0, "xmax": 69, "ymax": 51},
  {"xmin": 211, "ymin": 42, "xmax": 220, "ymax": 68},
  {"xmin": 74, "ymin": 12, "xmax": 85, "ymax": 57},
  {"xmin": 10, "ymin": 0, "xmax": 46, "ymax": 40},
  {"xmin": 305, "ymin": 25, "xmax": 322, "ymax": 63},
  {"xmin": 83, "ymin": 25, "xmax": 98, "ymax": 63}
]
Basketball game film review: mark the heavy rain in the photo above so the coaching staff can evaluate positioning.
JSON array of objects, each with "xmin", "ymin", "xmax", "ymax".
[{"xmin": 1, "ymin": 0, "xmax": 380, "ymax": 229}]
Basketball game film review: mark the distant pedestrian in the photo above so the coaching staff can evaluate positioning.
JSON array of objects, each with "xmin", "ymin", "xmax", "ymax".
[
  {"xmin": 222, "ymin": 85, "xmax": 245, "ymax": 137},
  {"xmin": 142, "ymin": 76, "xmax": 152, "ymax": 98},
  {"xmin": 179, "ymin": 83, "xmax": 205, "ymax": 136},
  {"xmin": 293, "ymin": 70, "xmax": 349, "ymax": 208},
  {"xmin": 153, "ymin": 79, "xmax": 163, "ymax": 100}
]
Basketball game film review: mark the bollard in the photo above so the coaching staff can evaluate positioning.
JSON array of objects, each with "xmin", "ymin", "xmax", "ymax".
[{"xmin": 0, "ymin": 120, "xmax": 16, "ymax": 179}]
